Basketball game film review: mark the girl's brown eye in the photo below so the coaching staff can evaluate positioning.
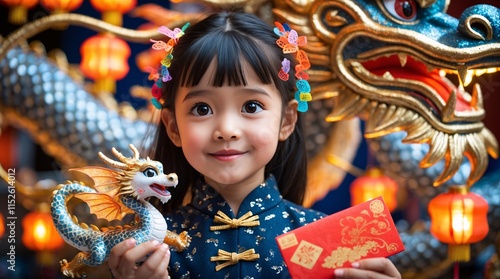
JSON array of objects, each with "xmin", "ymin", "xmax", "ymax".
[
  {"xmin": 197, "ymin": 105, "xmax": 210, "ymax": 115},
  {"xmin": 242, "ymin": 101, "xmax": 263, "ymax": 114},
  {"xmin": 191, "ymin": 103, "xmax": 212, "ymax": 116}
]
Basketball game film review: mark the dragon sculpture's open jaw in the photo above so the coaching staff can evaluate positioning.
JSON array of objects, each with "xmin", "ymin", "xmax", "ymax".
[
  {"xmin": 272, "ymin": 0, "xmax": 500, "ymax": 187},
  {"xmin": 334, "ymin": 47, "xmax": 499, "ymax": 186}
]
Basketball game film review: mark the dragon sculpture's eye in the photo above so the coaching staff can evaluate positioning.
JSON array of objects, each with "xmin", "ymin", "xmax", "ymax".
[
  {"xmin": 143, "ymin": 168, "xmax": 157, "ymax": 177},
  {"xmin": 383, "ymin": 0, "xmax": 417, "ymax": 22}
]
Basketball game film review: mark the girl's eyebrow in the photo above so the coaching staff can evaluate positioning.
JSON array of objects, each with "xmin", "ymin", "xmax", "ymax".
[
  {"xmin": 183, "ymin": 89, "xmax": 209, "ymax": 102},
  {"xmin": 182, "ymin": 87, "xmax": 271, "ymax": 102}
]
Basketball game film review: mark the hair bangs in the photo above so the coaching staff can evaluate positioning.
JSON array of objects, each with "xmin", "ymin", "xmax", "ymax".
[{"xmin": 179, "ymin": 31, "xmax": 275, "ymax": 88}]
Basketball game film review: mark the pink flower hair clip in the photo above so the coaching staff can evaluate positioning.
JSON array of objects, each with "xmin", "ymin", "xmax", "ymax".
[
  {"xmin": 149, "ymin": 22, "xmax": 190, "ymax": 109},
  {"xmin": 274, "ymin": 22, "xmax": 312, "ymax": 112}
]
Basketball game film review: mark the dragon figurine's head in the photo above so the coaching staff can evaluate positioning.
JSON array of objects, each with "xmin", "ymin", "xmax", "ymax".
[
  {"xmin": 98, "ymin": 144, "xmax": 178, "ymax": 204},
  {"xmin": 272, "ymin": 0, "xmax": 500, "ymax": 186}
]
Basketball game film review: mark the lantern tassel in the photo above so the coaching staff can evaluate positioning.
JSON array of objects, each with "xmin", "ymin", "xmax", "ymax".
[
  {"xmin": 448, "ymin": 244, "xmax": 470, "ymax": 262},
  {"xmin": 454, "ymin": 261, "xmax": 460, "ymax": 279},
  {"xmin": 9, "ymin": 6, "xmax": 28, "ymax": 25},
  {"xmin": 94, "ymin": 77, "xmax": 116, "ymax": 94}
]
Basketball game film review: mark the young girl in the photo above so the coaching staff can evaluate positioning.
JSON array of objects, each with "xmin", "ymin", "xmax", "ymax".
[{"xmin": 108, "ymin": 11, "xmax": 401, "ymax": 279}]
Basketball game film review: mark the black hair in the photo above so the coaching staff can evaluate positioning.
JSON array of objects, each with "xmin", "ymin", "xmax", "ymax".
[{"xmin": 151, "ymin": 11, "xmax": 308, "ymax": 212}]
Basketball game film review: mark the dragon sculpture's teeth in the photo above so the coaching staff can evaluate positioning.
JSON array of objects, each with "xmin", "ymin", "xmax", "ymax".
[
  {"xmin": 351, "ymin": 61, "xmax": 368, "ymax": 76},
  {"xmin": 441, "ymin": 89, "xmax": 457, "ymax": 122},
  {"xmin": 470, "ymin": 83, "xmax": 483, "ymax": 110},
  {"xmin": 397, "ymin": 53, "xmax": 408, "ymax": 67},
  {"xmin": 382, "ymin": 71, "xmax": 394, "ymax": 80},
  {"xmin": 457, "ymin": 66, "xmax": 469, "ymax": 87}
]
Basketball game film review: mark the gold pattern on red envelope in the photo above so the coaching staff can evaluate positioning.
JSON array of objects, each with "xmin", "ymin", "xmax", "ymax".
[
  {"xmin": 322, "ymin": 199, "xmax": 399, "ymax": 268},
  {"xmin": 276, "ymin": 197, "xmax": 404, "ymax": 279},
  {"xmin": 291, "ymin": 240, "xmax": 324, "ymax": 269},
  {"xmin": 277, "ymin": 233, "xmax": 299, "ymax": 250}
]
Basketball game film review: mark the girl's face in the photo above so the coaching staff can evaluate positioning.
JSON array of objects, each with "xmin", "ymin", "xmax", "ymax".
[{"xmin": 163, "ymin": 60, "xmax": 297, "ymax": 191}]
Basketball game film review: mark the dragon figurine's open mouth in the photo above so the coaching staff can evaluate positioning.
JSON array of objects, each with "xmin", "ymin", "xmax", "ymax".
[{"xmin": 150, "ymin": 184, "xmax": 172, "ymax": 197}]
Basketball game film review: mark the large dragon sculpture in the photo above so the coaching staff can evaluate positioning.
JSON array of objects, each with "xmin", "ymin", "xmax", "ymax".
[
  {"xmin": 51, "ymin": 144, "xmax": 191, "ymax": 278},
  {"xmin": 1, "ymin": 0, "xmax": 499, "ymax": 278}
]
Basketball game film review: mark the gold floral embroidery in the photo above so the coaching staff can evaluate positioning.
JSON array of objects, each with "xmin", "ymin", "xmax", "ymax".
[
  {"xmin": 322, "ymin": 200, "xmax": 400, "ymax": 268},
  {"xmin": 210, "ymin": 210, "xmax": 260, "ymax": 231},
  {"xmin": 210, "ymin": 249, "xmax": 260, "ymax": 271}
]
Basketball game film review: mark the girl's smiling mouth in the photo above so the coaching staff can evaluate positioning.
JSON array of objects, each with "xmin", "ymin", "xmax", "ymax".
[{"xmin": 209, "ymin": 149, "xmax": 247, "ymax": 161}]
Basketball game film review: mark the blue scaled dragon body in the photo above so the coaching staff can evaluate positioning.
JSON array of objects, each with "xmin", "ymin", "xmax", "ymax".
[{"xmin": 51, "ymin": 144, "xmax": 190, "ymax": 278}]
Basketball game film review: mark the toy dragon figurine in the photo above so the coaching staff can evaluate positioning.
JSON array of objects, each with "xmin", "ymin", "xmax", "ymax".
[{"xmin": 50, "ymin": 144, "xmax": 191, "ymax": 278}]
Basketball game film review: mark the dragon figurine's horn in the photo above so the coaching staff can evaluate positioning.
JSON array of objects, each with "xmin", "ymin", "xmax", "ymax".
[
  {"xmin": 98, "ymin": 150, "xmax": 128, "ymax": 170},
  {"xmin": 111, "ymin": 146, "xmax": 135, "ymax": 166},
  {"xmin": 129, "ymin": 144, "xmax": 140, "ymax": 160}
]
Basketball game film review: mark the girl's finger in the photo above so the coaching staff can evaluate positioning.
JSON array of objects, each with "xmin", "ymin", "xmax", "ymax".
[
  {"xmin": 121, "ymin": 240, "xmax": 163, "ymax": 265},
  {"xmin": 334, "ymin": 258, "xmax": 400, "ymax": 279},
  {"xmin": 136, "ymin": 243, "xmax": 170, "ymax": 278},
  {"xmin": 114, "ymin": 240, "xmax": 162, "ymax": 278},
  {"xmin": 353, "ymin": 258, "xmax": 400, "ymax": 277},
  {"xmin": 108, "ymin": 238, "xmax": 136, "ymax": 270}
]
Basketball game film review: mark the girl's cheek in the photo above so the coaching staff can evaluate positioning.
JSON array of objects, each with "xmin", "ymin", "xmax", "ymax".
[{"xmin": 254, "ymin": 128, "xmax": 277, "ymax": 145}]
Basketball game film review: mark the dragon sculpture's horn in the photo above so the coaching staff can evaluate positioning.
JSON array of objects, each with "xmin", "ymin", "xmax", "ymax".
[{"xmin": 98, "ymin": 150, "xmax": 128, "ymax": 170}]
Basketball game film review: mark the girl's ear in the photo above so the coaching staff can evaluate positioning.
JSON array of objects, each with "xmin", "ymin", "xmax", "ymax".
[
  {"xmin": 161, "ymin": 109, "xmax": 182, "ymax": 147},
  {"xmin": 279, "ymin": 99, "xmax": 298, "ymax": 141}
]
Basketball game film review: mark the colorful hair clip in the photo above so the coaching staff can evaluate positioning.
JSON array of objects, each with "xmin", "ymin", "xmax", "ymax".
[
  {"xmin": 149, "ymin": 22, "xmax": 190, "ymax": 109},
  {"xmin": 274, "ymin": 22, "xmax": 312, "ymax": 112}
]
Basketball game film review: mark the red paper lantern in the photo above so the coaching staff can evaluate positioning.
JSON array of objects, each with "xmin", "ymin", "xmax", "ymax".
[
  {"xmin": 428, "ymin": 185, "xmax": 489, "ymax": 262},
  {"xmin": 22, "ymin": 209, "xmax": 64, "ymax": 251},
  {"xmin": 89, "ymin": 0, "xmax": 136, "ymax": 26},
  {"xmin": 80, "ymin": 33, "xmax": 131, "ymax": 93},
  {"xmin": 0, "ymin": 0, "xmax": 38, "ymax": 24},
  {"xmin": 40, "ymin": 0, "xmax": 83, "ymax": 13},
  {"xmin": 350, "ymin": 167, "xmax": 398, "ymax": 212}
]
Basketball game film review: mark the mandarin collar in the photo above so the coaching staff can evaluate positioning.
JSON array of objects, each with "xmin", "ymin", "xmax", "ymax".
[{"xmin": 190, "ymin": 175, "xmax": 283, "ymax": 218}]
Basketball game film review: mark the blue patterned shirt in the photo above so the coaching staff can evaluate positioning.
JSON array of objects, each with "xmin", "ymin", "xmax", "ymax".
[{"xmin": 165, "ymin": 175, "xmax": 325, "ymax": 278}]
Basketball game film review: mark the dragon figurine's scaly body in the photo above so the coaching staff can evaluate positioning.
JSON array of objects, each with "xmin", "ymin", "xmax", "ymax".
[{"xmin": 50, "ymin": 144, "xmax": 191, "ymax": 278}]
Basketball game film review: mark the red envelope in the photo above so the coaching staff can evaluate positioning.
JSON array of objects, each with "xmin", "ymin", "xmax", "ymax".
[{"xmin": 276, "ymin": 197, "xmax": 404, "ymax": 279}]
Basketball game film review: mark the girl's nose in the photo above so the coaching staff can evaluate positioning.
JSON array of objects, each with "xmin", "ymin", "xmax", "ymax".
[{"xmin": 213, "ymin": 116, "xmax": 241, "ymax": 141}]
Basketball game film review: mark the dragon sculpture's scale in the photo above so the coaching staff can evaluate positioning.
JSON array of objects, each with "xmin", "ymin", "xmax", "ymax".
[{"xmin": 50, "ymin": 144, "xmax": 191, "ymax": 278}]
